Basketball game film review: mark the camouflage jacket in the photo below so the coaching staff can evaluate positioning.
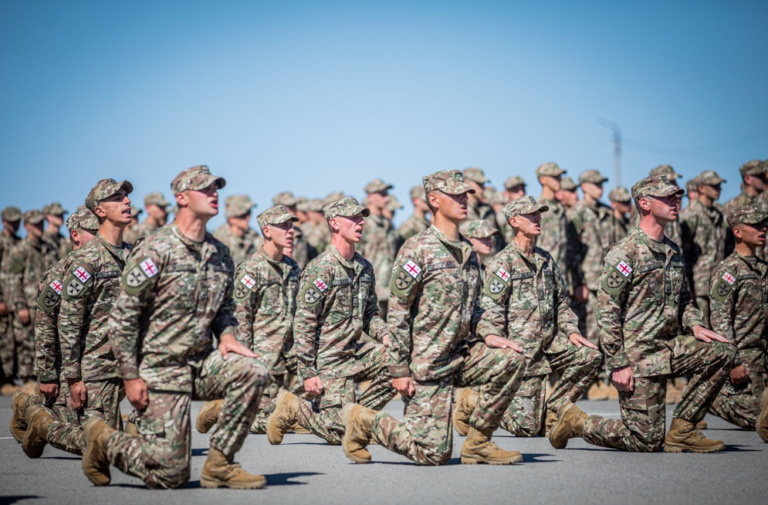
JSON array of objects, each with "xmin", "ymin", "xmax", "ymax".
[
  {"xmin": 44, "ymin": 230, "xmax": 72, "ymax": 263},
  {"xmin": 477, "ymin": 243, "xmax": 578, "ymax": 376},
  {"xmin": 567, "ymin": 199, "xmax": 614, "ymax": 291},
  {"xmin": 360, "ymin": 214, "xmax": 397, "ymax": 296},
  {"xmin": 760, "ymin": 192, "xmax": 768, "ymax": 259},
  {"xmin": 34, "ymin": 255, "xmax": 71, "ymax": 382},
  {"xmin": 722, "ymin": 192, "xmax": 757, "ymax": 217},
  {"xmin": 680, "ymin": 199, "xmax": 727, "ymax": 298},
  {"xmin": 123, "ymin": 220, "xmax": 161, "ymax": 247},
  {"xmin": 0, "ymin": 232, "xmax": 21, "ymax": 305},
  {"xmin": 303, "ymin": 222, "xmax": 331, "ymax": 254},
  {"xmin": 709, "ymin": 253, "xmax": 767, "ymax": 372},
  {"xmin": 109, "ymin": 223, "xmax": 237, "ymax": 393},
  {"xmin": 387, "ymin": 226, "xmax": 482, "ymax": 381},
  {"xmin": 597, "ymin": 228, "xmax": 704, "ymax": 376},
  {"xmin": 536, "ymin": 197, "xmax": 567, "ymax": 266},
  {"xmin": 397, "ymin": 214, "xmax": 430, "ymax": 250},
  {"xmin": 213, "ymin": 224, "xmax": 263, "ymax": 267},
  {"xmin": 233, "ymin": 249, "xmax": 300, "ymax": 372},
  {"xmin": 630, "ymin": 209, "xmax": 682, "ymax": 247},
  {"xmin": 467, "ymin": 200, "xmax": 495, "ymax": 226},
  {"xmin": 2, "ymin": 237, "xmax": 58, "ymax": 312},
  {"xmin": 293, "ymin": 246, "xmax": 387, "ymax": 382},
  {"xmin": 59, "ymin": 234, "xmax": 129, "ymax": 381}
]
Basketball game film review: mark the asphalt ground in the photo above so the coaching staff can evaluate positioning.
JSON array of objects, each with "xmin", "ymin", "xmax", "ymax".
[{"xmin": 1, "ymin": 397, "xmax": 766, "ymax": 505}]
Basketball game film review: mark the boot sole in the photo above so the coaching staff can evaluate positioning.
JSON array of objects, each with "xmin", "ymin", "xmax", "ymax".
[
  {"xmin": 663, "ymin": 442, "xmax": 725, "ymax": 453},
  {"xmin": 341, "ymin": 404, "xmax": 371, "ymax": 464},
  {"xmin": 200, "ymin": 476, "xmax": 266, "ymax": 489},
  {"xmin": 460, "ymin": 453, "xmax": 523, "ymax": 465}
]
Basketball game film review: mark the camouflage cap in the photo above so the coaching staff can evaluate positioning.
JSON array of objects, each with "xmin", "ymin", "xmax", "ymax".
[
  {"xmin": 323, "ymin": 191, "xmax": 346, "ymax": 206},
  {"xmin": 144, "ymin": 192, "xmax": 170, "ymax": 208},
  {"xmin": 257, "ymin": 205, "xmax": 299, "ymax": 229},
  {"xmin": 631, "ymin": 175, "xmax": 685, "ymax": 201},
  {"xmin": 463, "ymin": 167, "xmax": 490, "ymax": 184},
  {"xmin": 130, "ymin": 206, "xmax": 143, "ymax": 218},
  {"xmin": 536, "ymin": 162, "xmax": 566, "ymax": 177},
  {"xmin": 579, "ymin": 169, "xmax": 609, "ymax": 185},
  {"xmin": 225, "ymin": 195, "xmax": 256, "ymax": 218},
  {"xmin": 66, "ymin": 208, "xmax": 99, "ymax": 232},
  {"xmin": 2, "ymin": 206, "xmax": 22, "ymax": 222},
  {"xmin": 696, "ymin": 170, "xmax": 726, "ymax": 186},
  {"xmin": 503, "ymin": 196, "xmax": 549, "ymax": 221},
  {"xmin": 323, "ymin": 197, "xmax": 370, "ymax": 220},
  {"xmin": 727, "ymin": 205, "xmax": 768, "ymax": 229},
  {"xmin": 365, "ymin": 178, "xmax": 393, "ymax": 194},
  {"xmin": 387, "ymin": 194, "xmax": 404, "ymax": 211},
  {"xmin": 739, "ymin": 159, "xmax": 765, "ymax": 177},
  {"xmin": 170, "ymin": 165, "xmax": 226, "ymax": 194},
  {"xmin": 85, "ymin": 178, "xmax": 134, "ymax": 212},
  {"xmin": 459, "ymin": 219, "xmax": 498, "ymax": 238},
  {"xmin": 609, "ymin": 186, "xmax": 632, "ymax": 203},
  {"xmin": 305, "ymin": 198, "xmax": 325, "ymax": 213},
  {"xmin": 649, "ymin": 164, "xmax": 682, "ymax": 180},
  {"xmin": 560, "ymin": 176, "xmax": 578, "ymax": 191},
  {"xmin": 273, "ymin": 191, "xmax": 299, "ymax": 207},
  {"xmin": 685, "ymin": 177, "xmax": 699, "ymax": 195},
  {"xmin": 42, "ymin": 202, "xmax": 68, "ymax": 216},
  {"xmin": 422, "ymin": 170, "xmax": 475, "ymax": 195},
  {"xmin": 410, "ymin": 185, "xmax": 425, "ymax": 200},
  {"xmin": 23, "ymin": 209, "xmax": 45, "ymax": 225},
  {"xmin": 504, "ymin": 176, "xmax": 526, "ymax": 190}
]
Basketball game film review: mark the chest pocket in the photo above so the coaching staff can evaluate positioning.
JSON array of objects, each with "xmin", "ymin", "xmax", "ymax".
[
  {"xmin": 508, "ymin": 271, "xmax": 534, "ymax": 316},
  {"xmin": 668, "ymin": 260, "xmax": 685, "ymax": 302},
  {"xmin": 260, "ymin": 278, "xmax": 282, "ymax": 312},
  {"xmin": 330, "ymin": 277, "xmax": 353, "ymax": 321},
  {"xmin": 635, "ymin": 261, "xmax": 664, "ymax": 303},
  {"xmin": 165, "ymin": 262, "xmax": 198, "ymax": 310},
  {"xmin": 430, "ymin": 261, "xmax": 462, "ymax": 304}
]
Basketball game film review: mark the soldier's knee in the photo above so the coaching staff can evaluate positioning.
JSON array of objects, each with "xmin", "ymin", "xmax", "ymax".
[
  {"xmin": 499, "ymin": 348, "xmax": 526, "ymax": 373},
  {"xmin": 146, "ymin": 467, "xmax": 190, "ymax": 490},
  {"xmin": 230, "ymin": 356, "xmax": 270, "ymax": 388}
]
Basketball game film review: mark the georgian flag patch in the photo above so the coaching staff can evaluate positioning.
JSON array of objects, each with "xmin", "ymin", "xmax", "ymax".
[
  {"xmin": 49, "ymin": 280, "xmax": 63, "ymax": 295},
  {"xmin": 403, "ymin": 260, "xmax": 422, "ymax": 279},
  {"xmin": 722, "ymin": 272, "xmax": 736, "ymax": 285},
  {"xmin": 139, "ymin": 258, "xmax": 159, "ymax": 278},
  {"xmin": 314, "ymin": 278, "xmax": 328, "ymax": 292},
  {"xmin": 74, "ymin": 266, "xmax": 92, "ymax": 283},
  {"xmin": 616, "ymin": 260, "xmax": 633, "ymax": 277},
  {"xmin": 495, "ymin": 267, "xmax": 511, "ymax": 283},
  {"xmin": 241, "ymin": 274, "xmax": 256, "ymax": 289}
]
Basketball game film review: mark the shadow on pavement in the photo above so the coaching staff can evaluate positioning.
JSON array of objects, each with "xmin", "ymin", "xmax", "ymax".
[
  {"xmin": 0, "ymin": 496, "xmax": 42, "ymax": 505},
  {"xmin": 266, "ymin": 472, "xmax": 324, "ymax": 486}
]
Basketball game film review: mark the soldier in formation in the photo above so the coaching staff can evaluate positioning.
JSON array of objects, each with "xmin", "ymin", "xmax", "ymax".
[
  {"xmin": 123, "ymin": 192, "xmax": 169, "ymax": 246},
  {"xmin": 397, "ymin": 185, "xmax": 431, "ymax": 247},
  {"xmin": 213, "ymin": 194, "xmax": 261, "ymax": 266}
]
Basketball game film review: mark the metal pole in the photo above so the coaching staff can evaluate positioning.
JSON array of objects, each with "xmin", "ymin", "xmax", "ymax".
[{"xmin": 597, "ymin": 118, "xmax": 622, "ymax": 186}]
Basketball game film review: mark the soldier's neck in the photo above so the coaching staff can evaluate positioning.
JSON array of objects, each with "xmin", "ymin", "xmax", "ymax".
[
  {"xmin": 229, "ymin": 223, "xmax": 245, "ymax": 238},
  {"xmin": 734, "ymin": 242, "xmax": 755, "ymax": 257},
  {"xmin": 638, "ymin": 215, "xmax": 666, "ymax": 242},
  {"xmin": 414, "ymin": 207, "xmax": 429, "ymax": 220},
  {"xmin": 613, "ymin": 208, "xmax": 625, "ymax": 221},
  {"xmin": 745, "ymin": 185, "xmax": 760, "ymax": 198},
  {"xmin": 433, "ymin": 213, "xmax": 460, "ymax": 242},
  {"xmin": 332, "ymin": 235, "xmax": 355, "ymax": 260},
  {"xmin": 514, "ymin": 234, "xmax": 534, "ymax": 255},
  {"xmin": 368, "ymin": 206, "xmax": 383, "ymax": 217},
  {"xmin": 2, "ymin": 227, "xmax": 17, "ymax": 238},
  {"xmin": 45, "ymin": 223, "xmax": 59, "ymax": 234},
  {"xmin": 697, "ymin": 194, "xmax": 714, "ymax": 208},
  {"xmin": 584, "ymin": 193, "xmax": 598, "ymax": 206},
  {"xmin": 262, "ymin": 241, "xmax": 284, "ymax": 262},
  {"xmin": 540, "ymin": 186, "xmax": 556, "ymax": 201},
  {"xmin": 147, "ymin": 215, "xmax": 165, "ymax": 227},
  {"xmin": 176, "ymin": 210, "xmax": 208, "ymax": 242}
]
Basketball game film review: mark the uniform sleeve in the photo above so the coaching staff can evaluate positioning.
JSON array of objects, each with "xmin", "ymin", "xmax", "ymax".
[
  {"xmin": 211, "ymin": 255, "xmax": 237, "ymax": 340},
  {"xmin": 233, "ymin": 264, "xmax": 260, "ymax": 349},
  {"xmin": 293, "ymin": 263, "xmax": 328, "ymax": 382},
  {"xmin": 34, "ymin": 271, "xmax": 60, "ymax": 382},
  {"xmin": 58, "ymin": 254, "xmax": 95, "ymax": 381},
  {"xmin": 596, "ymin": 248, "xmax": 633, "ymax": 371},
  {"xmin": 362, "ymin": 268, "xmax": 389, "ymax": 343},
  {"xmin": 552, "ymin": 258, "xmax": 581, "ymax": 337},
  {"xmin": 4, "ymin": 245, "xmax": 28, "ymax": 311},
  {"xmin": 708, "ymin": 263, "xmax": 737, "ymax": 363},
  {"xmin": 477, "ymin": 256, "xmax": 513, "ymax": 340},
  {"xmin": 566, "ymin": 209, "xmax": 585, "ymax": 290},
  {"xmin": 386, "ymin": 245, "xmax": 423, "ymax": 378}
]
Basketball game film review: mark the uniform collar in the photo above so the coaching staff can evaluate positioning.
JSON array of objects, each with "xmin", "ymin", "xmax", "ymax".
[
  {"xmin": 430, "ymin": 225, "xmax": 474, "ymax": 263},
  {"xmin": 330, "ymin": 244, "xmax": 358, "ymax": 270}
]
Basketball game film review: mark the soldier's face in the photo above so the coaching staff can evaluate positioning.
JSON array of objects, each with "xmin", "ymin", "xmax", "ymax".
[
  {"xmin": 558, "ymin": 189, "xmax": 578, "ymax": 208},
  {"xmin": 646, "ymin": 195, "xmax": 678, "ymax": 222},
  {"xmin": 367, "ymin": 191, "xmax": 389, "ymax": 210},
  {"xmin": 611, "ymin": 200, "xmax": 631, "ymax": 215},
  {"xmin": 3, "ymin": 220, "xmax": 20, "ymax": 234},
  {"xmin": 735, "ymin": 222, "xmax": 766, "ymax": 248},
  {"xmin": 746, "ymin": 173, "xmax": 766, "ymax": 192},
  {"xmin": 513, "ymin": 212, "xmax": 541, "ymax": 236},
  {"xmin": 97, "ymin": 190, "xmax": 132, "ymax": 226},
  {"xmin": 505, "ymin": 185, "xmax": 526, "ymax": 201},
  {"xmin": 469, "ymin": 236, "xmax": 493, "ymax": 256},
  {"xmin": 147, "ymin": 204, "xmax": 168, "ymax": 222},
  {"xmin": 539, "ymin": 175, "xmax": 561, "ymax": 191},
  {"xmin": 332, "ymin": 214, "xmax": 365, "ymax": 243},
  {"xmin": 432, "ymin": 191, "xmax": 468, "ymax": 221},
  {"xmin": 46, "ymin": 214, "xmax": 64, "ymax": 227},
  {"xmin": 229, "ymin": 212, "xmax": 251, "ymax": 231},
  {"xmin": 183, "ymin": 184, "xmax": 219, "ymax": 217},
  {"xmin": 24, "ymin": 221, "xmax": 44, "ymax": 239},
  {"xmin": 266, "ymin": 221, "xmax": 294, "ymax": 249},
  {"xmin": 699, "ymin": 183, "xmax": 721, "ymax": 201},
  {"xmin": 582, "ymin": 182, "xmax": 604, "ymax": 200}
]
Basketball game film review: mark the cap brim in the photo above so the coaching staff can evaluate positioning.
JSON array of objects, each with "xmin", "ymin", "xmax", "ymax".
[
  {"xmin": 119, "ymin": 180, "xmax": 134, "ymax": 195},
  {"xmin": 659, "ymin": 187, "xmax": 685, "ymax": 197},
  {"xmin": 441, "ymin": 183, "xmax": 476, "ymax": 195}
]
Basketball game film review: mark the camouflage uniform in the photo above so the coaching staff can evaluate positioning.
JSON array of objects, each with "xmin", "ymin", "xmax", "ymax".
[
  {"xmin": 397, "ymin": 186, "xmax": 430, "ymax": 249},
  {"xmin": 608, "ymin": 187, "xmax": 632, "ymax": 244},
  {"xmin": 212, "ymin": 224, "xmax": 262, "ymax": 267},
  {"xmin": 0, "ymin": 206, "xmax": 22, "ymax": 383},
  {"xmin": 106, "ymin": 166, "xmax": 268, "ymax": 490},
  {"xmin": 681, "ymin": 171, "xmax": 728, "ymax": 327},
  {"xmin": 723, "ymin": 161, "xmax": 766, "ymax": 259},
  {"xmin": 360, "ymin": 179, "xmax": 398, "ymax": 310},
  {"xmin": 581, "ymin": 176, "xmax": 735, "ymax": 452},
  {"xmin": 371, "ymin": 171, "xmax": 526, "ymax": 466},
  {"xmin": 292, "ymin": 198, "xmax": 395, "ymax": 444},
  {"xmin": 479, "ymin": 197, "xmax": 600, "ymax": 436},
  {"xmin": 708, "ymin": 207, "xmax": 768, "ymax": 430},
  {"xmin": 464, "ymin": 168, "xmax": 503, "ymax": 262},
  {"xmin": 535, "ymin": 163, "xmax": 568, "ymax": 267},
  {"xmin": 302, "ymin": 199, "xmax": 332, "ymax": 253},
  {"xmin": 459, "ymin": 219, "xmax": 499, "ymax": 269},
  {"xmin": 43, "ymin": 202, "xmax": 73, "ymax": 260},
  {"xmin": 274, "ymin": 191, "xmax": 316, "ymax": 268}
]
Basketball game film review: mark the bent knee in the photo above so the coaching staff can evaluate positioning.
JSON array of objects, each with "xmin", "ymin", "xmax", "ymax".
[
  {"xmin": 498, "ymin": 348, "xmax": 526, "ymax": 372},
  {"xmin": 146, "ymin": 468, "xmax": 190, "ymax": 490},
  {"xmin": 228, "ymin": 356, "xmax": 270, "ymax": 387}
]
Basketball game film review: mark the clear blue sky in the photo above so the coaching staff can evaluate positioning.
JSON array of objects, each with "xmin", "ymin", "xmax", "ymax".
[{"xmin": 2, "ymin": 0, "xmax": 766, "ymax": 230}]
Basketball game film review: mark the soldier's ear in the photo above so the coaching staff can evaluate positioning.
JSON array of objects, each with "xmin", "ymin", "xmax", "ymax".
[
  {"xmin": 175, "ymin": 192, "xmax": 187, "ymax": 207},
  {"xmin": 732, "ymin": 225, "xmax": 743, "ymax": 240},
  {"xmin": 262, "ymin": 225, "xmax": 272, "ymax": 239}
]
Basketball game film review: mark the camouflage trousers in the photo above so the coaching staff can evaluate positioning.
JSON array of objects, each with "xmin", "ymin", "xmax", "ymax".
[
  {"xmin": 709, "ymin": 369, "xmax": 767, "ymax": 430},
  {"xmin": 41, "ymin": 379, "xmax": 78, "ymax": 425},
  {"xmin": 297, "ymin": 341, "xmax": 396, "ymax": 445},
  {"xmin": 573, "ymin": 292, "xmax": 608, "ymax": 382},
  {"xmin": 501, "ymin": 343, "xmax": 601, "ymax": 437},
  {"xmin": 371, "ymin": 342, "xmax": 526, "ymax": 465},
  {"xmin": 583, "ymin": 335, "xmax": 735, "ymax": 452},
  {"xmin": 107, "ymin": 351, "xmax": 268, "ymax": 490},
  {"xmin": 0, "ymin": 310, "xmax": 35, "ymax": 380},
  {"xmin": 47, "ymin": 378, "xmax": 125, "ymax": 456},
  {"xmin": 695, "ymin": 295, "xmax": 711, "ymax": 330}
]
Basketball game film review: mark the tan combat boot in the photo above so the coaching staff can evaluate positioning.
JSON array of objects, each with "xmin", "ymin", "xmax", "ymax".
[
  {"xmin": 196, "ymin": 399, "xmax": 224, "ymax": 434},
  {"xmin": 460, "ymin": 427, "xmax": 522, "ymax": 465},
  {"xmin": 201, "ymin": 447, "xmax": 267, "ymax": 489},
  {"xmin": 341, "ymin": 403, "xmax": 375, "ymax": 464},
  {"xmin": 452, "ymin": 388, "xmax": 479, "ymax": 437},
  {"xmin": 123, "ymin": 420, "xmax": 139, "ymax": 436},
  {"xmin": 21, "ymin": 380, "xmax": 37, "ymax": 396},
  {"xmin": 607, "ymin": 385, "xmax": 620, "ymax": 400},
  {"xmin": 266, "ymin": 391, "xmax": 300, "ymax": 445},
  {"xmin": 82, "ymin": 418, "xmax": 116, "ymax": 486},
  {"xmin": 543, "ymin": 409, "xmax": 558, "ymax": 437},
  {"xmin": 549, "ymin": 401, "xmax": 587, "ymax": 449},
  {"xmin": 757, "ymin": 388, "xmax": 768, "ymax": 443},
  {"xmin": 1, "ymin": 382, "xmax": 22, "ymax": 396},
  {"xmin": 587, "ymin": 382, "xmax": 609, "ymax": 401},
  {"xmin": 22, "ymin": 404, "xmax": 54, "ymax": 458},
  {"xmin": 696, "ymin": 420, "xmax": 708, "ymax": 430},
  {"xmin": 664, "ymin": 418, "xmax": 724, "ymax": 453},
  {"xmin": 289, "ymin": 421, "xmax": 311, "ymax": 434},
  {"xmin": 11, "ymin": 391, "xmax": 33, "ymax": 442}
]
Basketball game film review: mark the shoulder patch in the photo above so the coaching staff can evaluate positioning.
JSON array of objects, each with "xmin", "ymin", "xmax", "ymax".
[
  {"xmin": 36, "ymin": 279, "xmax": 63, "ymax": 313},
  {"xmin": 613, "ymin": 260, "xmax": 633, "ymax": 278},
  {"xmin": 711, "ymin": 272, "xmax": 735, "ymax": 302},
  {"xmin": 721, "ymin": 272, "xmax": 736, "ymax": 286},
  {"xmin": 313, "ymin": 278, "xmax": 328, "ymax": 292},
  {"xmin": 73, "ymin": 266, "xmax": 92, "ymax": 284},
  {"xmin": 139, "ymin": 258, "xmax": 159, "ymax": 278},
  {"xmin": 403, "ymin": 260, "xmax": 422, "ymax": 278},
  {"xmin": 234, "ymin": 273, "xmax": 258, "ymax": 303},
  {"xmin": 122, "ymin": 257, "xmax": 160, "ymax": 296},
  {"xmin": 495, "ymin": 267, "xmax": 511, "ymax": 284}
]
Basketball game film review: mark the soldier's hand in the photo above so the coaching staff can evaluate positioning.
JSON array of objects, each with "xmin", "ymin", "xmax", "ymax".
[
  {"xmin": 0, "ymin": 301, "xmax": 7, "ymax": 316},
  {"xmin": 382, "ymin": 335, "xmax": 390, "ymax": 347},
  {"xmin": 611, "ymin": 366, "xmax": 634, "ymax": 393},
  {"xmin": 573, "ymin": 286, "xmax": 589, "ymax": 303},
  {"xmin": 730, "ymin": 364, "xmax": 748, "ymax": 385},
  {"xmin": 125, "ymin": 378, "xmax": 149, "ymax": 410},
  {"xmin": 39, "ymin": 381, "xmax": 59, "ymax": 398},
  {"xmin": 692, "ymin": 325, "xmax": 729, "ymax": 344},
  {"xmin": 18, "ymin": 308, "xmax": 30, "ymax": 325},
  {"xmin": 304, "ymin": 376, "xmax": 324, "ymax": 396},
  {"xmin": 218, "ymin": 333, "xmax": 257, "ymax": 361},
  {"xmin": 484, "ymin": 334, "xmax": 523, "ymax": 354},
  {"xmin": 568, "ymin": 333, "xmax": 598, "ymax": 350},
  {"xmin": 392, "ymin": 377, "xmax": 415, "ymax": 397},
  {"xmin": 67, "ymin": 379, "xmax": 87, "ymax": 410}
]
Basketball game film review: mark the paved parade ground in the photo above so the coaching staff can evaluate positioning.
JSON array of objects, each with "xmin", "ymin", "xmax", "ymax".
[{"xmin": 1, "ymin": 397, "xmax": 766, "ymax": 505}]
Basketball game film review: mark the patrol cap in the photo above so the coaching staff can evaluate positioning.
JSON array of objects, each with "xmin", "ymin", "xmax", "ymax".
[
  {"xmin": 257, "ymin": 205, "xmax": 299, "ymax": 229},
  {"xmin": 459, "ymin": 219, "xmax": 498, "ymax": 238},
  {"xmin": 631, "ymin": 175, "xmax": 685, "ymax": 201},
  {"xmin": 144, "ymin": 192, "xmax": 170, "ymax": 208},
  {"xmin": 23, "ymin": 209, "xmax": 45, "ymax": 225},
  {"xmin": 560, "ymin": 176, "xmax": 578, "ymax": 191},
  {"xmin": 409, "ymin": 185, "xmax": 425, "ymax": 200},
  {"xmin": 649, "ymin": 164, "xmax": 682, "ymax": 180},
  {"xmin": 726, "ymin": 206, "xmax": 768, "ymax": 229},
  {"xmin": 85, "ymin": 178, "xmax": 134, "ymax": 212},
  {"xmin": 696, "ymin": 170, "xmax": 726, "ymax": 186},
  {"xmin": 323, "ymin": 197, "xmax": 370, "ymax": 220},
  {"xmin": 323, "ymin": 191, "xmax": 346, "ymax": 206},
  {"xmin": 225, "ymin": 195, "xmax": 256, "ymax": 218},
  {"xmin": 504, "ymin": 176, "xmax": 526, "ymax": 190},
  {"xmin": 304, "ymin": 199, "xmax": 325, "ymax": 213},
  {"xmin": 739, "ymin": 160, "xmax": 765, "ymax": 177},
  {"xmin": 130, "ymin": 206, "xmax": 143, "ymax": 218},
  {"xmin": 422, "ymin": 170, "xmax": 475, "ymax": 195},
  {"xmin": 387, "ymin": 194, "xmax": 404, "ymax": 211},
  {"xmin": 503, "ymin": 196, "xmax": 549, "ymax": 221},
  {"xmin": 170, "ymin": 165, "xmax": 226, "ymax": 194},
  {"xmin": 463, "ymin": 167, "xmax": 490, "ymax": 184},
  {"xmin": 579, "ymin": 169, "xmax": 608, "ymax": 185},
  {"xmin": 365, "ymin": 178, "xmax": 393, "ymax": 194},
  {"xmin": 273, "ymin": 191, "xmax": 299, "ymax": 207},
  {"xmin": 66, "ymin": 208, "xmax": 99, "ymax": 232},
  {"xmin": 536, "ymin": 162, "xmax": 566, "ymax": 177},
  {"xmin": 609, "ymin": 186, "xmax": 632, "ymax": 203},
  {"xmin": 2, "ymin": 206, "xmax": 22, "ymax": 222},
  {"xmin": 42, "ymin": 202, "xmax": 68, "ymax": 216}
]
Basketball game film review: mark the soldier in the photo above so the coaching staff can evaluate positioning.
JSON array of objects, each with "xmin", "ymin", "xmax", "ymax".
[
  {"xmin": 126, "ymin": 192, "xmax": 170, "ymax": 245},
  {"xmin": 459, "ymin": 219, "xmax": 499, "ymax": 266},
  {"xmin": 397, "ymin": 185, "xmax": 431, "ymax": 247},
  {"xmin": 557, "ymin": 177, "xmax": 579, "ymax": 210},
  {"xmin": 0, "ymin": 206, "xmax": 23, "ymax": 395},
  {"xmin": 359, "ymin": 179, "xmax": 397, "ymax": 316},
  {"xmin": 684, "ymin": 177, "xmax": 699, "ymax": 210},
  {"xmin": 496, "ymin": 176, "xmax": 527, "ymax": 244},
  {"xmin": 266, "ymin": 197, "xmax": 395, "ymax": 447},
  {"xmin": 213, "ymin": 194, "xmax": 261, "ymax": 267},
  {"xmin": 384, "ymin": 193, "xmax": 403, "ymax": 222},
  {"xmin": 723, "ymin": 161, "xmax": 765, "ymax": 216},
  {"xmin": 340, "ymin": 170, "xmax": 527, "ymax": 466},
  {"xmin": 608, "ymin": 187, "xmax": 632, "ymax": 243},
  {"xmin": 463, "ymin": 167, "xmax": 495, "ymax": 225},
  {"xmin": 633, "ymin": 165, "xmax": 683, "ymax": 245},
  {"xmin": 43, "ymin": 202, "xmax": 72, "ymax": 260},
  {"xmin": 274, "ymin": 191, "xmax": 315, "ymax": 268},
  {"xmin": 548, "ymin": 175, "xmax": 736, "ymax": 454},
  {"xmin": 303, "ymin": 199, "xmax": 331, "ymax": 253},
  {"xmin": 465, "ymin": 196, "xmax": 600, "ymax": 438},
  {"xmin": 74, "ymin": 165, "xmax": 269, "ymax": 489},
  {"xmin": 491, "ymin": 192, "xmax": 511, "ymax": 245},
  {"xmin": 196, "ymin": 205, "xmax": 301, "ymax": 435},
  {"xmin": 708, "ymin": 206, "xmax": 768, "ymax": 441},
  {"xmin": 681, "ymin": 170, "xmax": 728, "ymax": 327},
  {"xmin": 535, "ymin": 162, "xmax": 568, "ymax": 267}
]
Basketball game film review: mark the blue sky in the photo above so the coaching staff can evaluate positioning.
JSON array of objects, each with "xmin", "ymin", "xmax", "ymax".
[{"xmin": 1, "ymin": 0, "xmax": 766, "ymax": 230}]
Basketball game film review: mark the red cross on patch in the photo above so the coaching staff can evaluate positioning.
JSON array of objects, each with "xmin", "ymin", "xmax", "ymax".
[
  {"xmin": 616, "ymin": 260, "xmax": 633, "ymax": 277},
  {"xmin": 722, "ymin": 273, "xmax": 735, "ymax": 285},
  {"xmin": 241, "ymin": 275, "xmax": 255, "ymax": 288},
  {"xmin": 404, "ymin": 260, "xmax": 422, "ymax": 279},
  {"xmin": 140, "ymin": 258, "xmax": 159, "ymax": 278},
  {"xmin": 314, "ymin": 278, "xmax": 328, "ymax": 292},
  {"xmin": 496, "ymin": 267, "xmax": 510, "ymax": 282},
  {"xmin": 75, "ymin": 267, "xmax": 91, "ymax": 283},
  {"xmin": 50, "ymin": 281, "xmax": 63, "ymax": 294}
]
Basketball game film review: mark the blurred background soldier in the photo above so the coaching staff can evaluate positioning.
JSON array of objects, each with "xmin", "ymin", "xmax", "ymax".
[
  {"xmin": 535, "ymin": 162, "xmax": 568, "ymax": 267},
  {"xmin": 302, "ymin": 198, "xmax": 331, "ymax": 254},
  {"xmin": 213, "ymin": 194, "xmax": 261, "ymax": 267},
  {"xmin": 127, "ymin": 192, "xmax": 170, "ymax": 245},
  {"xmin": 359, "ymin": 179, "xmax": 397, "ymax": 316},
  {"xmin": 0, "ymin": 206, "xmax": 23, "ymax": 395},
  {"xmin": 608, "ymin": 187, "xmax": 632, "ymax": 244},
  {"xmin": 557, "ymin": 177, "xmax": 579, "ymax": 211},
  {"xmin": 42, "ymin": 202, "xmax": 72, "ymax": 259},
  {"xmin": 397, "ymin": 185, "xmax": 431, "ymax": 248},
  {"xmin": 123, "ymin": 206, "xmax": 143, "ymax": 246},
  {"xmin": 274, "ymin": 191, "xmax": 316, "ymax": 268},
  {"xmin": 459, "ymin": 219, "xmax": 499, "ymax": 267}
]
